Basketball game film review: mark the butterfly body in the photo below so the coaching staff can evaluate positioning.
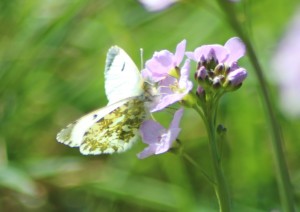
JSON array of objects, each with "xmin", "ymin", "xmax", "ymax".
[{"xmin": 57, "ymin": 46, "xmax": 149, "ymax": 155}]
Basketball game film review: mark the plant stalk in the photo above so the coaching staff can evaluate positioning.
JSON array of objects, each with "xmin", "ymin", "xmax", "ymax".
[
  {"xmin": 207, "ymin": 114, "xmax": 231, "ymax": 212},
  {"xmin": 215, "ymin": 1, "xmax": 295, "ymax": 211},
  {"xmin": 195, "ymin": 105, "xmax": 231, "ymax": 212}
]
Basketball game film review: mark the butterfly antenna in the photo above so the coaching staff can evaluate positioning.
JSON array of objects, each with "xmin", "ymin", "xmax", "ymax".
[{"xmin": 140, "ymin": 48, "xmax": 144, "ymax": 70}]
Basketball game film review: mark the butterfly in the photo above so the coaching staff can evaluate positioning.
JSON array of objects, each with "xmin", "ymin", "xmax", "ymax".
[{"xmin": 56, "ymin": 46, "xmax": 149, "ymax": 155}]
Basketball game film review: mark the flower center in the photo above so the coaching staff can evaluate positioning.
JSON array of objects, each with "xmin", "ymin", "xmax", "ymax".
[{"xmin": 169, "ymin": 81, "xmax": 185, "ymax": 94}]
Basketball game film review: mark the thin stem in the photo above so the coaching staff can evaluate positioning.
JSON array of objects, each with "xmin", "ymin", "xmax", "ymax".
[
  {"xmin": 193, "ymin": 102, "xmax": 207, "ymax": 127},
  {"xmin": 215, "ymin": 1, "xmax": 295, "ymax": 211},
  {"xmin": 206, "ymin": 111, "xmax": 231, "ymax": 212},
  {"xmin": 182, "ymin": 153, "xmax": 216, "ymax": 186},
  {"xmin": 195, "ymin": 105, "xmax": 231, "ymax": 212},
  {"xmin": 197, "ymin": 102, "xmax": 206, "ymax": 121}
]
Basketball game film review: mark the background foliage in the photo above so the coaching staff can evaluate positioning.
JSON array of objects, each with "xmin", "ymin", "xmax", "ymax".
[{"xmin": 0, "ymin": 0, "xmax": 299, "ymax": 211}]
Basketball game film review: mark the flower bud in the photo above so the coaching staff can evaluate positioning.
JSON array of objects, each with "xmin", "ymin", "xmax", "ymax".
[
  {"xmin": 217, "ymin": 124, "xmax": 227, "ymax": 135},
  {"xmin": 196, "ymin": 86, "xmax": 206, "ymax": 101},
  {"xmin": 199, "ymin": 59, "xmax": 207, "ymax": 67},
  {"xmin": 214, "ymin": 63, "xmax": 225, "ymax": 75},
  {"xmin": 206, "ymin": 51, "xmax": 218, "ymax": 70},
  {"xmin": 224, "ymin": 66, "xmax": 231, "ymax": 76},
  {"xmin": 212, "ymin": 75, "xmax": 224, "ymax": 89},
  {"xmin": 225, "ymin": 68, "xmax": 247, "ymax": 86},
  {"xmin": 196, "ymin": 86, "xmax": 204, "ymax": 95},
  {"xmin": 195, "ymin": 66, "xmax": 208, "ymax": 80}
]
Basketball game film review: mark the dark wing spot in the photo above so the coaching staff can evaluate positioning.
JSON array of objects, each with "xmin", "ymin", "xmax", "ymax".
[
  {"xmin": 93, "ymin": 114, "xmax": 98, "ymax": 119},
  {"xmin": 121, "ymin": 62, "xmax": 125, "ymax": 71}
]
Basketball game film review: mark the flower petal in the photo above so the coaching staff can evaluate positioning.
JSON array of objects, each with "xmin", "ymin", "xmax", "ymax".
[
  {"xmin": 151, "ymin": 93, "xmax": 184, "ymax": 112},
  {"xmin": 154, "ymin": 50, "xmax": 174, "ymax": 67},
  {"xmin": 144, "ymin": 50, "xmax": 175, "ymax": 82},
  {"xmin": 155, "ymin": 108, "xmax": 183, "ymax": 153},
  {"xmin": 179, "ymin": 59, "xmax": 193, "ymax": 91},
  {"xmin": 139, "ymin": 0, "xmax": 177, "ymax": 12},
  {"xmin": 185, "ymin": 51, "xmax": 196, "ymax": 61},
  {"xmin": 170, "ymin": 108, "xmax": 184, "ymax": 129},
  {"xmin": 146, "ymin": 50, "xmax": 173, "ymax": 73},
  {"xmin": 174, "ymin": 39, "xmax": 186, "ymax": 66},
  {"xmin": 194, "ymin": 44, "xmax": 228, "ymax": 62},
  {"xmin": 179, "ymin": 59, "xmax": 190, "ymax": 82},
  {"xmin": 155, "ymin": 128, "xmax": 181, "ymax": 154},
  {"xmin": 224, "ymin": 37, "xmax": 246, "ymax": 64},
  {"xmin": 271, "ymin": 9, "xmax": 300, "ymax": 116},
  {"xmin": 137, "ymin": 108, "xmax": 184, "ymax": 159},
  {"xmin": 137, "ymin": 146, "xmax": 156, "ymax": 159},
  {"xmin": 140, "ymin": 120, "xmax": 164, "ymax": 144},
  {"xmin": 141, "ymin": 68, "xmax": 153, "ymax": 81}
]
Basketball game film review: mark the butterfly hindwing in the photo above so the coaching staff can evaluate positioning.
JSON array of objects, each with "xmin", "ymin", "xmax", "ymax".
[
  {"xmin": 80, "ymin": 97, "xmax": 147, "ymax": 155},
  {"xmin": 56, "ymin": 99, "xmax": 129, "ymax": 148}
]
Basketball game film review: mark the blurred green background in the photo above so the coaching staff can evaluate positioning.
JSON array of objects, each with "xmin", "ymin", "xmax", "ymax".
[{"xmin": 0, "ymin": 0, "xmax": 300, "ymax": 211}]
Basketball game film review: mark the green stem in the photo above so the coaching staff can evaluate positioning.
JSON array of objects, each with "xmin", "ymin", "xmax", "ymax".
[
  {"xmin": 207, "ymin": 113, "xmax": 231, "ymax": 212},
  {"xmin": 215, "ymin": 1, "xmax": 295, "ymax": 211},
  {"xmin": 182, "ymin": 153, "xmax": 216, "ymax": 186},
  {"xmin": 195, "ymin": 105, "xmax": 231, "ymax": 211}
]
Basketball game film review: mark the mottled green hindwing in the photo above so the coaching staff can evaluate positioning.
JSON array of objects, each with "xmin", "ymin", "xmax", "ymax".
[{"xmin": 79, "ymin": 97, "xmax": 147, "ymax": 155}]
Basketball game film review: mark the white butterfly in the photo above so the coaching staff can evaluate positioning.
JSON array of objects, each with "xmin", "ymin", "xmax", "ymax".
[{"xmin": 56, "ymin": 46, "xmax": 148, "ymax": 155}]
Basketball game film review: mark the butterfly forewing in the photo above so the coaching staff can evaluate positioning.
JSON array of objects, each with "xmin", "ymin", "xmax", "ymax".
[{"xmin": 105, "ymin": 46, "xmax": 144, "ymax": 105}]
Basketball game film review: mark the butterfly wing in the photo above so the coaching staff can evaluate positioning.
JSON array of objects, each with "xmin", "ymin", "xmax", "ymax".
[
  {"xmin": 57, "ymin": 46, "xmax": 147, "ymax": 155},
  {"xmin": 56, "ymin": 99, "xmax": 128, "ymax": 148},
  {"xmin": 80, "ymin": 97, "xmax": 146, "ymax": 155},
  {"xmin": 57, "ymin": 97, "xmax": 147, "ymax": 155},
  {"xmin": 105, "ymin": 46, "xmax": 144, "ymax": 105}
]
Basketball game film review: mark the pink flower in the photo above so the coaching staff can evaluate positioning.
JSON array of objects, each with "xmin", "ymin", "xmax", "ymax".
[
  {"xmin": 142, "ymin": 40, "xmax": 186, "ymax": 82},
  {"xmin": 186, "ymin": 37, "xmax": 246, "ymax": 67},
  {"xmin": 271, "ymin": 8, "xmax": 300, "ymax": 116},
  {"xmin": 139, "ymin": 0, "xmax": 178, "ymax": 12},
  {"xmin": 137, "ymin": 108, "xmax": 183, "ymax": 159},
  {"xmin": 150, "ymin": 59, "xmax": 193, "ymax": 112},
  {"xmin": 188, "ymin": 37, "xmax": 248, "ymax": 88}
]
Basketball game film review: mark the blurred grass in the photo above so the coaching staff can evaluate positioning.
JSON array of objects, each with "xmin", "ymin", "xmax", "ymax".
[{"xmin": 0, "ymin": 0, "xmax": 300, "ymax": 211}]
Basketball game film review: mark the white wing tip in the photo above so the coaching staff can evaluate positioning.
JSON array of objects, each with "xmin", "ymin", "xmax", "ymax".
[{"xmin": 56, "ymin": 123, "xmax": 81, "ymax": 147}]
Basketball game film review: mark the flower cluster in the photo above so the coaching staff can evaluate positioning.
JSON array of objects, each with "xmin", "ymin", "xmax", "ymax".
[
  {"xmin": 138, "ymin": 40, "xmax": 191, "ymax": 159},
  {"xmin": 187, "ymin": 37, "xmax": 247, "ymax": 99},
  {"xmin": 142, "ymin": 40, "xmax": 193, "ymax": 112},
  {"xmin": 138, "ymin": 37, "xmax": 247, "ymax": 159},
  {"xmin": 271, "ymin": 8, "xmax": 300, "ymax": 117},
  {"xmin": 139, "ymin": 0, "xmax": 178, "ymax": 12},
  {"xmin": 138, "ymin": 0, "xmax": 240, "ymax": 12}
]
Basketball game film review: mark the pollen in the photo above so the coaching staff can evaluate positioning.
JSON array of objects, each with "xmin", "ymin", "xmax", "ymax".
[{"xmin": 169, "ymin": 81, "xmax": 185, "ymax": 94}]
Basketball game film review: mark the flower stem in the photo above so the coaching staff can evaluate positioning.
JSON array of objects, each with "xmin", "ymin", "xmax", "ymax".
[
  {"xmin": 207, "ymin": 113, "xmax": 231, "ymax": 212},
  {"xmin": 182, "ymin": 153, "xmax": 216, "ymax": 186},
  {"xmin": 194, "ymin": 105, "xmax": 231, "ymax": 211},
  {"xmin": 215, "ymin": 1, "xmax": 295, "ymax": 211}
]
